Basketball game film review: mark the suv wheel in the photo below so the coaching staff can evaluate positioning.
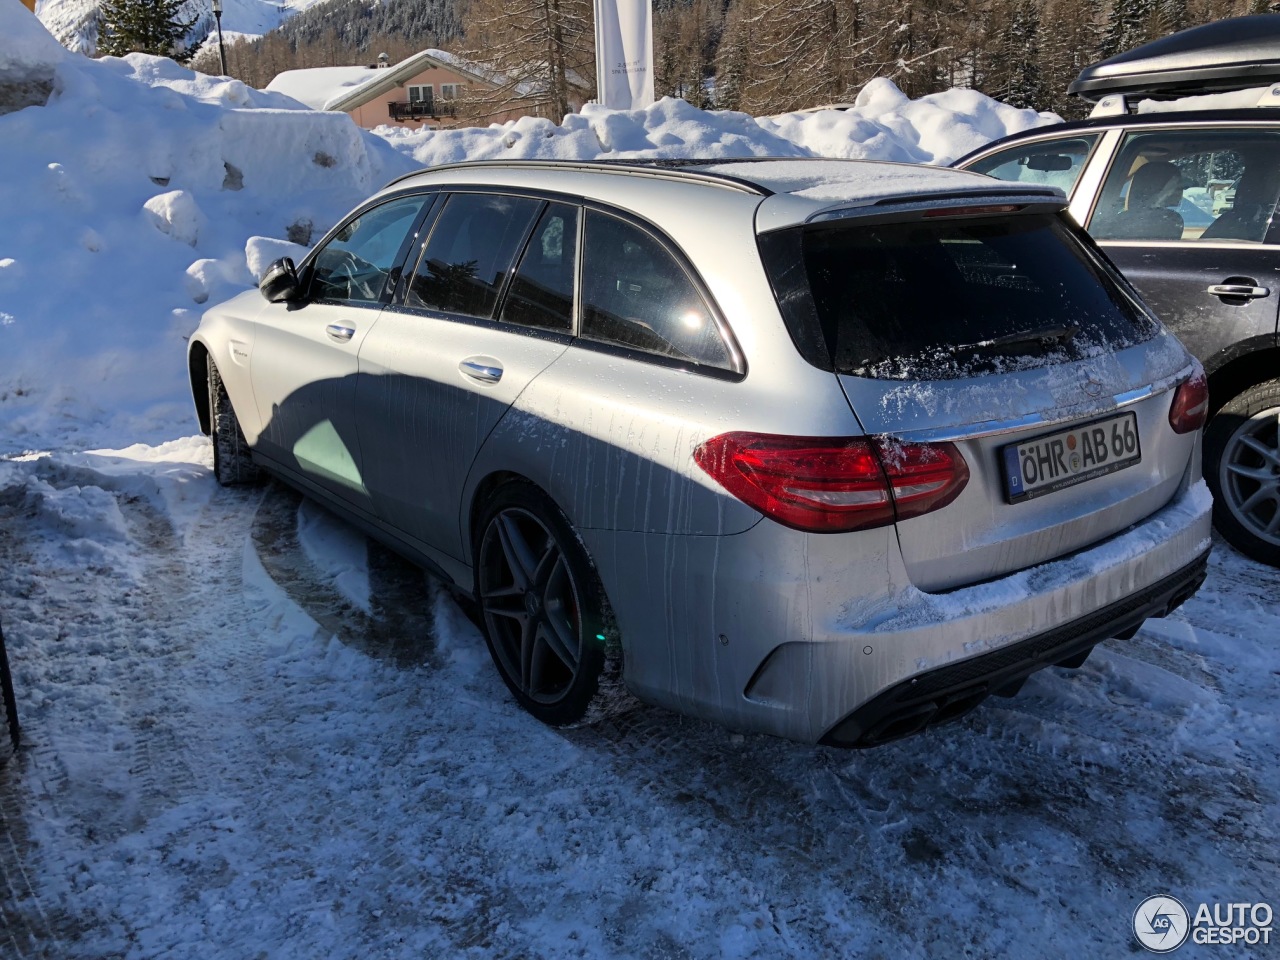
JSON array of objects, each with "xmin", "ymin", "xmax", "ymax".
[{"xmin": 1205, "ymin": 379, "xmax": 1280, "ymax": 566}]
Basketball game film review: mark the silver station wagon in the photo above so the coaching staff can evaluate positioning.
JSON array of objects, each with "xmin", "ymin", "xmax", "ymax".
[{"xmin": 188, "ymin": 159, "xmax": 1213, "ymax": 746}]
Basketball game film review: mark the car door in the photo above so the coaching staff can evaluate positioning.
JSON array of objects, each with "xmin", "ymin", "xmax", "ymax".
[
  {"xmin": 1085, "ymin": 126, "xmax": 1280, "ymax": 366},
  {"xmin": 249, "ymin": 192, "xmax": 431, "ymax": 508},
  {"xmin": 354, "ymin": 192, "xmax": 576, "ymax": 559}
]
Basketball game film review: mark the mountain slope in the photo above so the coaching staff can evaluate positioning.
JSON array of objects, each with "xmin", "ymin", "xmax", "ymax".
[{"xmin": 34, "ymin": 0, "xmax": 330, "ymax": 55}]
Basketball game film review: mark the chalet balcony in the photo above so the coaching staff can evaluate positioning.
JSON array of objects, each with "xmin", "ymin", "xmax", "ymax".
[{"xmin": 388, "ymin": 100, "xmax": 458, "ymax": 122}]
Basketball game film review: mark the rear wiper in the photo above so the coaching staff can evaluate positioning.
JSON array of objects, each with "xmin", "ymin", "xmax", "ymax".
[{"xmin": 941, "ymin": 323, "xmax": 1080, "ymax": 357}]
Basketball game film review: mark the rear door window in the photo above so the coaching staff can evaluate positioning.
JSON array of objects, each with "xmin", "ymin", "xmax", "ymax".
[
  {"xmin": 579, "ymin": 210, "xmax": 734, "ymax": 371},
  {"xmin": 758, "ymin": 213, "xmax": 1157, "ymax": 380},
  {"xmin": 499, "ymin": 202, "xmax": 579, "ymax": 332},
  {"xmin": 405, "ymin": 193, "xmax": 542, "ymax": 318},
  {"xmin": 965, "ymin": 135, "xmax": 1101, "ymax": 194},
  {"xmin": 1089, "ymin": 129, "xmax": 1280, "ymax": 243}
]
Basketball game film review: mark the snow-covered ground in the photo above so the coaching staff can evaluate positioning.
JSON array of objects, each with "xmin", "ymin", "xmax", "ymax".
[
  {"xmin": 2, "ymin": 449, "xmax": 1277, "ymax": 959},
  {"xmin": 2, "ymin": 9, "xmax": 1277, "ymax": 957}
]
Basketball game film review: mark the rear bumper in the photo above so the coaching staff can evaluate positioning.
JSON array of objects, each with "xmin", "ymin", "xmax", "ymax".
[
  {"xmin": 819, "ymin": 550, "xmax": 1209, "ymax": 747},
  {"xmin": 587, "ymin": 478, "xmax": 1214, "ymax": 746}
]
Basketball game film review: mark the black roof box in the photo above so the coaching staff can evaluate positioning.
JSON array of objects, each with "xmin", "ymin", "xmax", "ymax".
[{"xmin": 1069, "ymin": 15, "xmax": 1280, "ymax": 102}]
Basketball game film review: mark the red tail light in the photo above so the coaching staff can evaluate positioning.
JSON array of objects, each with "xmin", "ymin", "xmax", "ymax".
[
  {"xmin": 1168, "ymin": 362, "xmax": 1209, "ymax": 435},
  {"xmin": 693, "ymin": 432, "xmax": 969, "ymax": 533}
]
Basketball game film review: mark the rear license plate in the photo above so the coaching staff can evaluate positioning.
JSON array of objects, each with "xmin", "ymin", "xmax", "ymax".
[{"xmin": 1002, "ymin": 412, "xmax": 1141, "ymax": 503}]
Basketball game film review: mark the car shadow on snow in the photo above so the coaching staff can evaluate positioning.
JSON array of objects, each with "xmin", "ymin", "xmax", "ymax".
[{"xmin": 249, "ymin": 479, "xmax": 437, "ymax": 669}]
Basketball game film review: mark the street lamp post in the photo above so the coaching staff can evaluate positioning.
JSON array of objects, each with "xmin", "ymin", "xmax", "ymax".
[{"xmin": 211, "ymin": 0, "xmax": 228, "ymax": 77}]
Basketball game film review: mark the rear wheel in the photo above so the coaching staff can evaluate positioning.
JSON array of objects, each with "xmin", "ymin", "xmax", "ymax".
[
  {"xmin": 1204, "ymin": 379, "xmax": 1280, "ymax": 566},
  {"xmin": 474, "ymin": 482, "xmax": 616, "ymax": 726},
  {"xmin": 208, "ymin": 360, "xmax": 260, "ymax": 487}
]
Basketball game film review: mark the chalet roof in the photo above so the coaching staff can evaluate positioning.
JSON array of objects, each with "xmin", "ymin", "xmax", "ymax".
[{"xmin": 265, "ymin": 49, "xmax": 509, "ymax": 113}]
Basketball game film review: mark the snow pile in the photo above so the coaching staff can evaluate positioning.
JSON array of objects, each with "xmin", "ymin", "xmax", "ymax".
[
  {"xmin": 0, "ymin": 30, "xmax": 417, "ymax": 453},
  {"xmin": 1, "ymin": 0, "xmax": 67, "ymax": 76},
  {"xmin": 0, "ymin": 0, "xmax": 67, "ymax": 113},
  {"xmin": 374, "ymin": 78, "xmax": 1056, "ymax": 168}
]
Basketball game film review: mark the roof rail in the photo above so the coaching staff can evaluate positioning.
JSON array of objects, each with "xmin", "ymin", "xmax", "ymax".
[{"xmin": 381, "ymin": 159, "xmax": 773, "ymax": 195}]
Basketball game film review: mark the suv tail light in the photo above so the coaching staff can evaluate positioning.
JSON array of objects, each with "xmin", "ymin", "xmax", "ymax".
[
  {"xmin": 693, "ymin": 432, "xmax": 969, "ymax": 533},
  {"xmin": 1168, "ymin": 362, "xmax": 1209, "ymax": 435}
]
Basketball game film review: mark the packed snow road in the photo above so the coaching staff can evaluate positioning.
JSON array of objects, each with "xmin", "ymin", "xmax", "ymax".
[{"xmin": 0, "ymin": 443, "xmax": 1275, "ymax": 959}]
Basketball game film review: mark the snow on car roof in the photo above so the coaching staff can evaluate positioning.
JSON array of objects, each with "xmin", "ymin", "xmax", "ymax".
[
  {"xmin": 690, "ymin": 158, "xmax": 1000, "ymax": 202},
  {"xmin": 388, "ymin": 158, "xmax": 1064, "ymax": 234},
  {"xmin": 392, "ymin": 157, "xmax": 1046, "ymax": 203}
]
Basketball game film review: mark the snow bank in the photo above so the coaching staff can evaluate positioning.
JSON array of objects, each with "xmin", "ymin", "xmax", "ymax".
[
  {"xmin": 0, "ymin": 0, "xmax": 67, "ymax": 114},
  {"xmin": 1, "ymin": 32, "xmax": 1057, "ymax": 454},
  {"xmin": 375, "ymin": 79, "xmax": 1056, "ymax": 168},
  {"xmin": 1, "ymin": 0, "xmax": 67, "ymax": 76},
  {"xmin": 0, "ymin": 46, "xmax": 417, "ymax": 453}
]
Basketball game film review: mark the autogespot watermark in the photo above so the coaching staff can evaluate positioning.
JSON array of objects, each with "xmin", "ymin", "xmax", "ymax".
[{"xmin": 1133, "ymin": 895, "xmax": 1274, "ymax": 953}]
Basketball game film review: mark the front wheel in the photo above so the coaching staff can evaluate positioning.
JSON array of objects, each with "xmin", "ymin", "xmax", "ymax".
[
  {"xmin": 1204, "ymin": 378, "xmax": 1280, "ymax": 566},
  {"xmin": 208, "ymin": 360, "xmax": 260, "ymax": 487},
  {"xmin": 473, "ymin": 482, "xmax": 617, "ymax": 726}
]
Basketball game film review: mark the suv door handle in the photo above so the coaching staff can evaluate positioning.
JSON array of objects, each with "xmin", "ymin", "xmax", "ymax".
[
  {"xmin": 326, "ymin": 323, "xmax": 356, "ymax": 343},
  {"xmin": 1206, "ymin": 284, "xmax": 1270, "ymax": 301},
  {"xmin": 459, "ymin": 357, "xmax": 503, "ymax": 383}
]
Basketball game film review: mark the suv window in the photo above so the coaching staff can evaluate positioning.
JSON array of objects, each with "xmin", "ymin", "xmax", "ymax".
[
  {"xmin": 758, "ymin": 213, "xmax": 1157, "ymax": 380},
  {"xmin": 406, "ymin": 193, "xmax": 542, "ymax": 318},
  {"xmin": 499, "ymin": 202, "xmax": 578, "ymax": 332},
  {"xmin": 966, "ymin": 135, "xmax": 1101, "ymax": 194},
  {"xmin": 580, "ymin": 211, "xmax": 732, "ymax": 370},
  {"xmin": 1090, "ymin": 129, "xmax": 1280, "ymax": 243},
  {"xmin": 310, "ymin": 195, "xmax": 429, "ymax": 303}
]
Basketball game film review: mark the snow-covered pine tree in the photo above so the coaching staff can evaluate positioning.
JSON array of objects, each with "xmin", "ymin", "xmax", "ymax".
[
  {"xmin": 98, "ymin": 0, "xmax": 198, "ymax": 59},
  {"xmin": 1099, "ymin": 0, "xmax": 1159, "ymax": 58}
]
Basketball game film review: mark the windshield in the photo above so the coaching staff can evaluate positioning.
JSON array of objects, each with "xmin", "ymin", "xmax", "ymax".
[{"xmin": 758, "ymin": 213, "xmax": 1158, "ymax": 380}]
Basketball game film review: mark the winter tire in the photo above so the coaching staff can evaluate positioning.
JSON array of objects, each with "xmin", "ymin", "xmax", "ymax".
[
  {"xmin": 208, "ymin": 359, "xmax": 260, "ymax": 487},
  {"xmin": 1204, "ymin": 378, "xmax": 1280, "ymax": 567},
  {"xmin": 474, "ymin": 481, "xmax": 618, "ymax": 726}
]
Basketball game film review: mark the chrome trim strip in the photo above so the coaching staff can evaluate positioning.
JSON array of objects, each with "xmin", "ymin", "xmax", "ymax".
[{"xmin": 884, "ymin": 377, "xmax": 1187, "ymax": 444}]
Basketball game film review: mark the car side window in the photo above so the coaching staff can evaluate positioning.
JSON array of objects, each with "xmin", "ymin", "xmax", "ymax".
[
  {"xmin": 499, "ymin": 202, "xmax": 579, "ymax": 332},
  {"xmin": 406, "ymin": 193, "xmax": 542, "ymax": 319},
  {"xmin": 310, "ymin": 195, "xmax": 429, "ymax": 303},
  {"xmin": 1089, "ymin": 129, "xmax": 1280, "ymax": 244},
  {"xmin": 965, "ymin": 135, "xmax": 1100, "ymax": 194},
  {"xmin": 580, "ymin": 210, "xmax": 732, "ymax": 370}
]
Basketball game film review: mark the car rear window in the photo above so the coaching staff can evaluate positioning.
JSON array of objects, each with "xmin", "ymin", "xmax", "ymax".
[{"xmin": 758, "ymin": 213, "xmax": 1158, "ymax": 380}]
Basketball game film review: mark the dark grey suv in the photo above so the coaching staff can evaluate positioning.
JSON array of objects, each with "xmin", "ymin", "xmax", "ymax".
[{"xmin": 955, "ymin": 15, "xmax": 1280, "ymax": 565}]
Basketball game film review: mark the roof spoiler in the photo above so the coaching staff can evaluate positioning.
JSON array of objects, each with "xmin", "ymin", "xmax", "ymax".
[
  {"xmin": 1069, "ymin": 15, "xmax": 1280, "ymax": 106},
  {"xmin": 796, "ymin": 189, "xmax": 1067, "ymax": 229}
]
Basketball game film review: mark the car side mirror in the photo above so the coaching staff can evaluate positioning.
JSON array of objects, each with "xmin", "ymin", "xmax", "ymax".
[
  {"xmin": 259, "ymin": 257, "xmax": 303, "ymax": 303},
  {"xmin": 1025, "ymin": 154, "xmax": 1073, "ymax": 172}
]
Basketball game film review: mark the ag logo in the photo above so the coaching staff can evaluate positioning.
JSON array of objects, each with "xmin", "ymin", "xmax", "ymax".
[{"xmin": 1134, "ymin": 895, "xmax": 1191, "ymax": 953}]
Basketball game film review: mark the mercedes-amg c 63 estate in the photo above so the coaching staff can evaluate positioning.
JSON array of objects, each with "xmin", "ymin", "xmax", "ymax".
[{"xmin": 188, "ymin": 158, "xmax": 1212, "ymax": 746}]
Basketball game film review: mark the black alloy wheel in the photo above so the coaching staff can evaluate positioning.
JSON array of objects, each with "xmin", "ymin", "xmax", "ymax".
[{"xmin": 474, "ymin": 485, "xmax": 609, "ymax": 725}]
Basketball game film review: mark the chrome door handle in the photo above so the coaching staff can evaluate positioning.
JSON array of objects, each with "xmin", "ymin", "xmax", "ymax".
[
  {"xmin": 459, "ymin": 358, "xmax": 503, "ymax": 383},
  {"xmin": 326, "ymin": 323, "xmax": 356, "ymax": 343},
  {"xmin": 1206, "ymin": 284, "xmax": 1270, "ymax": 300}
]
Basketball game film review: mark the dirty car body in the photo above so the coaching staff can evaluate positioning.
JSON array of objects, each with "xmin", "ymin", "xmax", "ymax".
[{"xmin": 188, "ymin": 158, "xmax": 1212, "ymax": 746}]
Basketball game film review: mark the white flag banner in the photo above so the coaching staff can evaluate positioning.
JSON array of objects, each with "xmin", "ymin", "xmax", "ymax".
[{"xmin": 593, "ymin": 0, "xmax": 654, "ymax": 110}]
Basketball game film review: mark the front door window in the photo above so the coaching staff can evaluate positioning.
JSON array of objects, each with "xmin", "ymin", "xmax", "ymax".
[{"xmin": 309, "ymin": 195, "xmax": 430, "ymax": 303}]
